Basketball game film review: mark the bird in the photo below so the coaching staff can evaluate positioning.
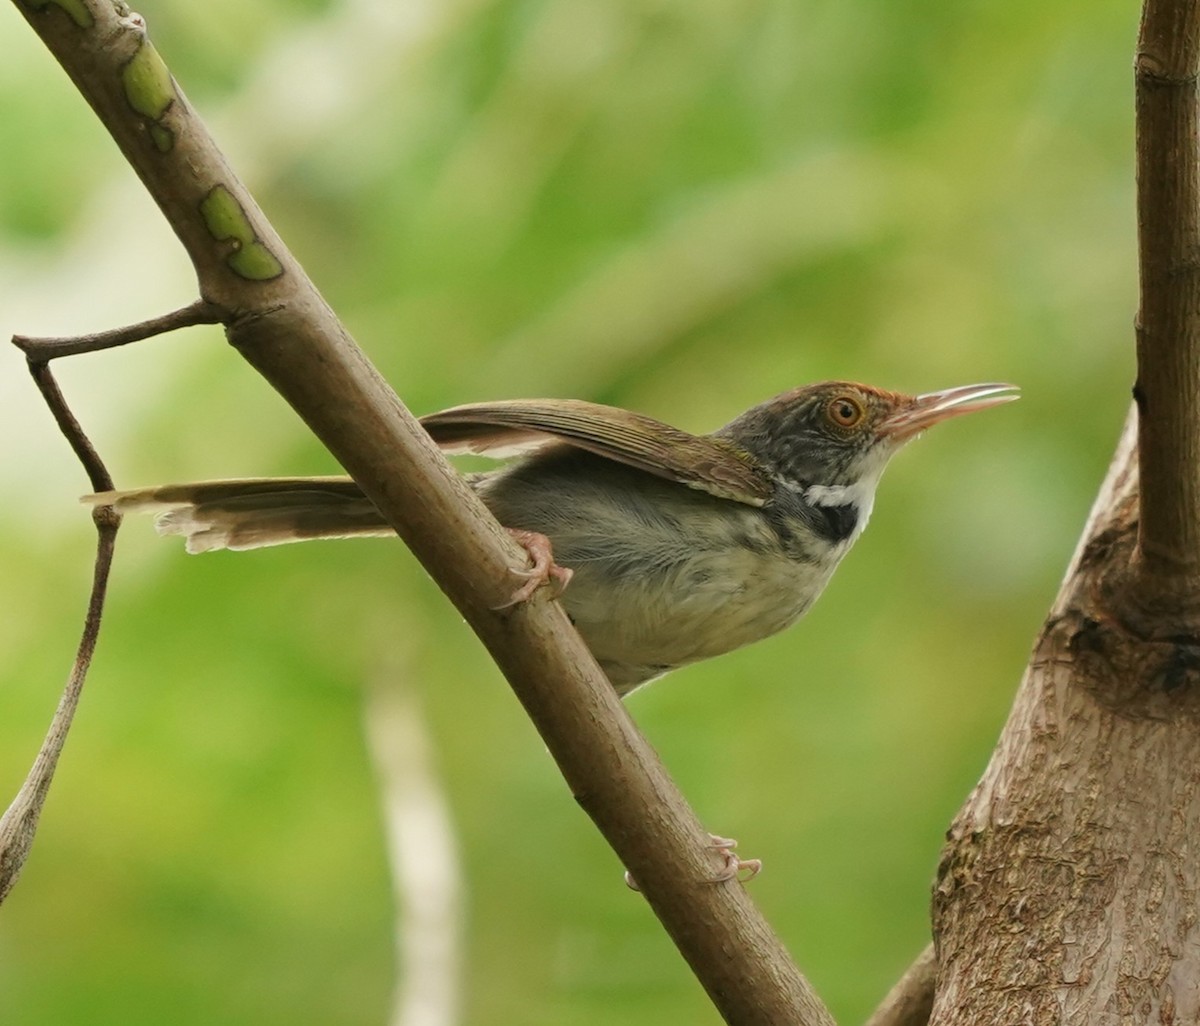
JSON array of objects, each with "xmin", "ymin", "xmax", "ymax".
[{"xmin": 86, "ymin": 381, "xmax": 1017, "ymax": 696}]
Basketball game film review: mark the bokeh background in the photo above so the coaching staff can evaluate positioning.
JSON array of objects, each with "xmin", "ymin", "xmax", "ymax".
[{"xmin": 1, "ymin": 0, "xmax": 1136, "ymax": 1023}]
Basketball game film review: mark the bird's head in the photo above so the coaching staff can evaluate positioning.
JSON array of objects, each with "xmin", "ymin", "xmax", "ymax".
[{"xmin": 719, "ymin": 381, "xmax": 1018, "ymax": 515}]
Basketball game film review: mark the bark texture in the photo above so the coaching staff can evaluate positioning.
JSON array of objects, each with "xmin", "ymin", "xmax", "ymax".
[
  {"xmin": 932, "ymin": 417, "xmax": 1200, "ymax": 1022},
  {"xmin": 1134, "ymin": 0, "xmax": 1200, "ymax": 580}
]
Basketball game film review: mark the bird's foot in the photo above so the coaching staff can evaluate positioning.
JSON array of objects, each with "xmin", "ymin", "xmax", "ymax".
[
  {"xmin": 707, "ymin": 834, "xmax": 762, "ymax": 883},
  {"xmin": 494, "ymin": 528, "xmax": 574, "ymax": 608},
  {"xmin": 623, "ymin": 833, "xmax": 761, "ymax": 891}
]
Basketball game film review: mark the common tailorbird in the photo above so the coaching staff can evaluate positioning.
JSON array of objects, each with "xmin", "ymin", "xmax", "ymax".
[{"xmin": 87, "ymin": 381, "xmax": 1017, "ymax": 695}]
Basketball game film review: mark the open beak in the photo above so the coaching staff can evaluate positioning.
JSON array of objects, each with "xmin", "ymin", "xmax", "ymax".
[{"xmin": 881, "ymin": 383, "xmax": 1019, "ymax": 442}]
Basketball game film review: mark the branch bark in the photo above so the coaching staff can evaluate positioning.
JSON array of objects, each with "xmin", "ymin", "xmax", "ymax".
[
  {"xmin": 10, "ymin": 3, "xmax": 832, "ymax": 1023},
  {"xmin": 1134, "ymin": 0, "xmax": 1200, "ymax": 585}
]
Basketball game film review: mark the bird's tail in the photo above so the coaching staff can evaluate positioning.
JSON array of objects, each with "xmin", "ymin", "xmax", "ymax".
[{"xmin": 83, "ymin": 477, "xmax": 393, "ymax": 553}]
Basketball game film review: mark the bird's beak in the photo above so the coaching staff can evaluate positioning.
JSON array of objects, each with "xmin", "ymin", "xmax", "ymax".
[{"xmin": 880, "ymin": 383, "xmax": 1019, "ymax": 441}]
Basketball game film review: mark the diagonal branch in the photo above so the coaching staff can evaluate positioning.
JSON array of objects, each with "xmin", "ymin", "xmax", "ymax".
[
  {"xmin": 10, "ymin": 3, "xmax": 833, "ymax": 1022},
  {"xmin": 1133, "ymin": 0, "xmax": 1200, "ymax": 585}
]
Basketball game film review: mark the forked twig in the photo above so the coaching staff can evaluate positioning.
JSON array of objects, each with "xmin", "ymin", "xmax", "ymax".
[{"xmin": 2, "ymin": 297, "xmax": 219, "ymax": 902}]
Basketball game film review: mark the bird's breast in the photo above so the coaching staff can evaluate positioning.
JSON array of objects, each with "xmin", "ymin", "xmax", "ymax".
[
  {"xmin": 553, "ymin": 502, "xmax": 846, "ymax": 691},
  {"xmin": 476, "ymin": 451, "xmax": 855, "ymax": 693}
]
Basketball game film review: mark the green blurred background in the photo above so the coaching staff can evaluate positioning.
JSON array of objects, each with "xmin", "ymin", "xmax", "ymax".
[{"xmin": 0, "ymin": 0, "xmax": 1135, "ymax": 1023}]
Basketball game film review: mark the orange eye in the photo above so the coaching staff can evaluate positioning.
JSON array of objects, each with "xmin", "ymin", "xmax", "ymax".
[{"xmin": 827, "ymin": 395, "xmax": 864, "ymax": 428}]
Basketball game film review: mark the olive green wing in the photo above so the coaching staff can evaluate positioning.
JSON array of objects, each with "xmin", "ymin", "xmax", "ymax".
[{"xmin": 420, "ymin": 399, "xmax": 771, "ymax": 506}]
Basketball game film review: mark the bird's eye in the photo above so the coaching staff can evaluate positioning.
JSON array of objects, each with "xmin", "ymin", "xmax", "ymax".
[{"xmin": 827, "ymin": 395, "xmax": 864, "ymax": 429}]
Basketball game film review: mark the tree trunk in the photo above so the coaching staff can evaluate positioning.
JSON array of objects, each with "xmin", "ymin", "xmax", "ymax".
[{"xmin": 931, "ymin": 415, "xmax": 1200, "ymax": 1022}]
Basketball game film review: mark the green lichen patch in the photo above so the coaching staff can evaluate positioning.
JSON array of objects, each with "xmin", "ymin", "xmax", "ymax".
[
  {"xmin": 121, "ymin": 41, "xmax": 176, "ymax": 151},
  {"xmin": 199, "ymin": 186, "xmax": 284, "ymax": 281},
  {"xmin": 148, "ymin": 124, "xmax": 172, "ymax": 153}
]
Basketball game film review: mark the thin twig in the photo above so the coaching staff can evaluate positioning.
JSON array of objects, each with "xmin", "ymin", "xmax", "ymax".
[
  {"xmin": 0, "ymin": 361, "xmax": 119, "ymax": 904},
  {"xmin": 864, "ymin": 944, "xmax": 935, "ymax": 1026},
  {"xmin": 24, "ymin": 359, "xmax": 115, "ymax": 493},
  {"xmin": 1133, "ymin": 0, "xmax": 1200, "ymax": 581},
  {"xmin": 12, "ymin": 299, "xmax": 222, "ymax": 363}
]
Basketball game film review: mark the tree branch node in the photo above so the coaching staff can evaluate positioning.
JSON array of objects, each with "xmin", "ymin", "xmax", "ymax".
[{"xmin": 1134, "ymin": 53, "xmax": 1199, "ymax": 86}]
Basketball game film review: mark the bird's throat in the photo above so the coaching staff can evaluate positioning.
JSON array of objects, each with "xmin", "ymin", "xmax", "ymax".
[{"xmin": 803, "ymin": 477, "xmax": 878, "ymax": 543}]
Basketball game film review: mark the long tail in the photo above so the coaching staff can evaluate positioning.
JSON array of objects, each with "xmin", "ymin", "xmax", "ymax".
[{"xmin": 84, "ymin": 477, "xmax": 392, "ymax": 553}]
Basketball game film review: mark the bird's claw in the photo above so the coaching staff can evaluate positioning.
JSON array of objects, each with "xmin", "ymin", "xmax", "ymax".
[
  {"xmin": 493, "ymin": 528, "xmax": 573, "ymax": 609},
  {"xmin": 623, "ymin": 833, "xmax": 762, "ymax": 891},
  {"xmin": 708, "ymin": 835, "xmax": 762, "ymax": 883}
]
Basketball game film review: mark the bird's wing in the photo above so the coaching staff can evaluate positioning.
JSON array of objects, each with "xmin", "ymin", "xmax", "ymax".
[{"xmin": 420, "ymin": 399, "xmax": 772, "ymax": 506}]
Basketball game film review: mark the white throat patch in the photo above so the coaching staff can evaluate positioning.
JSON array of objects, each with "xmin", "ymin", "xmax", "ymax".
[{"xmin": 801, "ymin": 447, "xmax": 894, "ymax": 542}]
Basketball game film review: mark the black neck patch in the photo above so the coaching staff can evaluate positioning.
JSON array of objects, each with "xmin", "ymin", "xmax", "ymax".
[
  {"xmin": 810, "ymin": 501, "xmax": 859, "ymax": 544},
  {"xmin": 765, "ymin": 486, "xmax": 863, "ymax": 557}
]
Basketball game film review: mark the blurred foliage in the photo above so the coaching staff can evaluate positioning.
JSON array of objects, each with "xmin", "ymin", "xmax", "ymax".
[{"xmin": 0, "ymin": 0, "xmax": 1137, "ymax": 1024}]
